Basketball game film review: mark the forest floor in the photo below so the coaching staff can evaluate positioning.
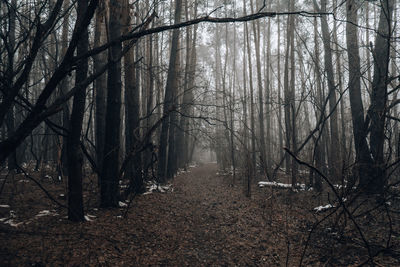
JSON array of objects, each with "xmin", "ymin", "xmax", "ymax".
[{"xmin": 0, "ymin": 163, "xmax": 399, "ymax": 266}]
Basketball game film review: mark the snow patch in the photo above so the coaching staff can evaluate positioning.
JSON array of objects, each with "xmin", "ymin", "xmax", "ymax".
[
  {"xmin": 258, "ymin": 181, "xmax": 308, "ymax": 190},
  {"xmin": 118, "ymin": 201, "xmax": 128, "ymax": 207},
  {"xmin": 84, "ymin": 214, "xmax": 96, "ymax": 222},
  {"xmin": 35, "ymin": 210, "xmax": 59, "ymax": 217},
  {"xmin": 258, "ymin": 181, "xmax": 292, "ymax": 188},
  {"xmin": 144, "ymin": 181, "xmax": 173, "ymax": 195},
  {"xmin": 1, "ymin": 210, "xmax": 23, "ymax": 227},
  {"xmin": 4, "ymin": 219, "xmax": 23, "ymax": 227},
  {"xmin": 314, "ymin": 204, "xmax": 334, "ymax": 212}
]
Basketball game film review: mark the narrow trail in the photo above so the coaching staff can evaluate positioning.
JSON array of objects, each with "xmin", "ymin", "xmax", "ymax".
[{"xmin": 125, "ymin": 163, "xmax": 288, "ymax": 266}]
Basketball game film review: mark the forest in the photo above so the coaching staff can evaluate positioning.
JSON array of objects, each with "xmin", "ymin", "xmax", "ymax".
[{"xmin": 0, "ymin": 0, "xmax": 399, "ymax": 265}]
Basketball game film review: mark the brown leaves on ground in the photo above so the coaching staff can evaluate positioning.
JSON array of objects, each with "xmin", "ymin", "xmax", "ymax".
[{"xmin": 0, "ymin": 163, "xmax": 399, "ymax": 266}]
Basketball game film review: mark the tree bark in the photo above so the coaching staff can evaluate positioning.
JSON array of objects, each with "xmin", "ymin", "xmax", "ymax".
[
  {"xmin": 94, "ymin": 0, "xmax": 107, "ymax": 176},
  {"xmin": 313, "ymin": 0, "xmax": 340, "ymax": 181},
  {"xmin": 158, "ymin": 0, "xmax": 183, "ymax": 182},
  {"xmin": 67, "ymin": 0, "xmax": 88, "ymax": 221},
  {"xmin": 5, "ymin": 0, "xmax": 18, "ymax": 171},
  {"xmin": 250, "ymin": 0, "xmax": 266, "ymax": 175},
  {"xmin": 277, "ymin": 0, "xmax": 283, "ymax": 167},
  {"xmin": 312, "ymin": 15, "xmax": 325, "ymax": 191},
  {"xmin": 345, "ymin": 0, "xmax": 374, "ymax": 189},
  {"xmin": 333, "ymin": 0, "xmax": 347, "ymax": 167},
  {"xmin": 289, "ymin": 0, "xmax": 298, "ymax": 187},
  {"xmin": 59, "ymin": 0, "xmax": 71, "ymax": 178},
  {"xmin": 144, "ymin": 0, "xmax": 155, "ymax": 176},
  {"xmin": 264, "ymin": 0, "xmax": 272, "ymax": 178},
  {"xmin": 245, "ymin": 19, "xmax": 257, "ymax": 178},
  {"xmin": 100, "ymin": 0, "xmax": 123, "ymax": 207},
  {"xmin": 123, "ymin": 0, "xmax": 143, "ymax": 194},
  {"xmin": 368, "ymin": 0, "xmax": 394, "ymax": 192},
  {"xmin": 177, "ymin": 0, "xmax": 197, "ymax": 169}
]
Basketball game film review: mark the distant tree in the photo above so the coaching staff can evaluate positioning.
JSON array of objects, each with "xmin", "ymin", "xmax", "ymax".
[
  {"xmin": 313, "ymin": 0, "xmax": 340, "ymax": 182},
  {"xmin": 250, "ymin": 0, "xmax": 267, "ymax": 176}
]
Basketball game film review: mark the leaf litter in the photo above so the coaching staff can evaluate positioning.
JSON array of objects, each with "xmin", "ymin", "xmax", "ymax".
[{"xmin": 0, "ymin": 163, "xmax": 399, "ymax": 266}]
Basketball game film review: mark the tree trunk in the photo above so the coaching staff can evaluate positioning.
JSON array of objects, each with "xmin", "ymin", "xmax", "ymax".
[
  {"xmin": 6, "ymin": 0, "xmax": 18, "ymax": 171},
  {"xmin": 333, "ymin": 0, "xmax": 347, "ymax": 167},
  {"xmin": 277, "ymin": 0, "xmax": 283, "ymax": 168},
  {"xmin": 283, "ymin": 12, "xmax": 291, "ymax": 175},
  {"xmin": 101, "ymin": 0, "xmax": 123, "ymax": 207},
  {"xmin": 250, "ymin": 0, "xmax": 266, "ymax": 175},
  {"xmin": 123, "ymin": 0, "xmax": 143, "ymax": 194},
  {"xmin": 230, "ymin": 10, "xmax": 237, "ymax": 183},
  {"xmin": 264, "ymin": 1, "xmax": 272, "ymax": 178},
  {"xmin": 158, "ymin": 0, "xmax": 183, "ymax": 182},
  {"xmin": 345, "ymin": 0, "xmax": 374, "ymax": 189},
  {"xmin": 312, "ymin": 16, "xmax": 324, "ymax": 191},
  {"xmin": 245, "ymin": 20, "xmax": 257, "ymax": 178},
  {"xmin": 313, "ymin": 0, "xmax": 340, "ymax": 182},
  {"xmin": 144, "ymin": 0, "xmax": 155, "ymax": 176},
  {"xmin": 59, "ymin": 0, "xmax": 71, "ymax": 178},
  {"xmin": 289, "ymin": 0, "xmax": 298, "ymax": 187},
  {"xmin": 242, "ymin": 0, "xmax": 250, "ymax": 194},
  {"xmin": 94, "ymin": 0, "xmax": 107, "ymax": 176},
  {"xmin": 177, "ymin": 0, "xmax": 197, "ymax": 170},
  {"xmin": 368, "ymin": 0, "xmax": 394, "ymax": 192},
  {"xmin": 67, "ymin": 0, "xmax": 88, "ymax": 221}
]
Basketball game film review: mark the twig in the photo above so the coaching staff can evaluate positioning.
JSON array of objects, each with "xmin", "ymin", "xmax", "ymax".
[
  {"xmin": 284, "ymin": 148, "xmax": 373, "ymax": 264},
  {"xmin": 16, "ymin": 164, "xmax": 67, "ymax": 210}
]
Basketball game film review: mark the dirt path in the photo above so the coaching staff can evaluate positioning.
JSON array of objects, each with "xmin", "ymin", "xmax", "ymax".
[
  {"xmin": 120, "ymin": 163, "xmax": 292, "ymax": 266},
  {"xmin": 1, "ymin": 163, "xmax": 294, "ymax": 266},
  {"xmin": 141, "ymin": 163, "xmax": 278, "ymax": 266}
]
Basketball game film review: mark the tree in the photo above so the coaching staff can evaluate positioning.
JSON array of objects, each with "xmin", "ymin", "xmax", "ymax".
[
  {"xmin": 5, "ymin": 0, "xmax": 18, "ymax": 172},
  {"xmin": 177, "ymin": 0, "xmax": 198, "ymax": 170},
  {"xmin": 250, "ymin": 0, "xmax": 267, "ymax": 176},
  {"xmin": 94, "ymin": 0, "xmax": 107, "ymax": 175},
  {"xmin": 67, "ymin": 0, "xmax": 88, "ymax": 221},
  {"xmin": 244, "ymin": 0, "xmax": 257, "ymax": 177},
  {"xmin": 100, "ymin": 0, "xmax": 123, "ymax": 207},
  {"xmin": 283, "ymin": 0, "xmax": 298, "ymax": 186},
  {"xmin": 313, "ymin": 0, "xmax": 340, "ymax": 181},
  {"xmin": 123, "ymin": 0, "xmax": 143, "ymax": 194},
  {"xmin": 346, "ymin": 0, "xmax": 395, "ymax": 194},
  {"xmin": 368, "ymin": 0, "xmax": 395, "ymax": 192},
  {"xmin": 158, "ymin": 0, "xmax": 183, "ymax": 182}
]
